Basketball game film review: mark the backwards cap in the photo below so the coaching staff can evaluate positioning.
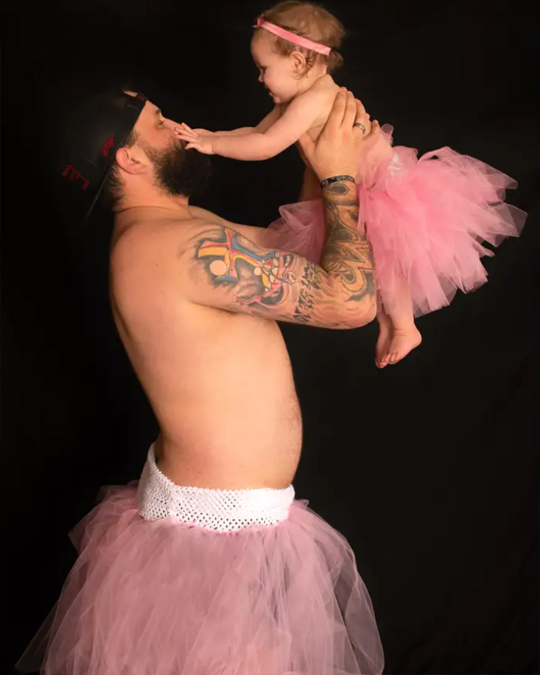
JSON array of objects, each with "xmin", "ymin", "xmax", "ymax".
[{"xmin": 57, "ymin": 89, "xmax": 147, "ymax": 225}]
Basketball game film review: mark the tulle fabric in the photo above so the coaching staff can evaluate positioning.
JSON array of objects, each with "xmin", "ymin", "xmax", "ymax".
[
  {"xmin": 17, "ymin": 485, "xmax": 384, "ymax": 675},
  {"xmin": 267, "ymin": 126, "xmax": 526, "ymax": 316}
]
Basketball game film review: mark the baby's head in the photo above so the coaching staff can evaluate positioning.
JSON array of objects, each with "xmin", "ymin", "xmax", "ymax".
[{"xmin": 251, "ymin": 1, "xmax": 345, "ymax": 104}]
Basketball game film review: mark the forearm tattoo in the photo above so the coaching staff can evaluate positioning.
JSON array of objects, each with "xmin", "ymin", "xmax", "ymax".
[
  {"xmin": 292, "ymin": 260, "xmax": 322, "ymax": 323},
  {"xmin": 320, "ymin": 181, "xmax": 376, "ymax": 304}
]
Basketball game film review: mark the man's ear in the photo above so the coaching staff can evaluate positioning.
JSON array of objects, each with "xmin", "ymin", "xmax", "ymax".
[{"xmin": 115, "ymin": 146, "xmax": 147, "ymax": 175}]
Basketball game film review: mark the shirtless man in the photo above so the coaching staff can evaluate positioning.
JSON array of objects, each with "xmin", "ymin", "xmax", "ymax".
[{"xmin": 18, "ymin": 88, "xmax": 384, "ymax": 675}]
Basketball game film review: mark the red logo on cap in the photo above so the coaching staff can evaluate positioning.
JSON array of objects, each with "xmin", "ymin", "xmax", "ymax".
[
  {"xmin": 62, "ymin": 165, "xmax": 89, "ymax": 190},
  {"xmin": 102, "ymin": 133, "xmax": 115, "ymax": 157}
]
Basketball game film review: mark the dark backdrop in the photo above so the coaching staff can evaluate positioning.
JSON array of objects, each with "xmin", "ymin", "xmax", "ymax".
[{"xmin": 2, "ymin": 1, "xmax": 539, "ymax": 673}]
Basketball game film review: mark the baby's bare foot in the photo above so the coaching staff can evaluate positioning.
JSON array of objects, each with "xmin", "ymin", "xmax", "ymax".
[
  {"xmin": 379, "ymin": 326, "xmax": 422, "ymax": 367},
  {"xmin": 375, "ymin": 319, "xmax": 392, "ymax": 369}
]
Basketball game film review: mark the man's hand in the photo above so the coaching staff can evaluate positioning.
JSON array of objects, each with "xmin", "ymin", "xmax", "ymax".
[{"xmin": 298, "ymin": 89, "xmax": 379, "ymax": 182}]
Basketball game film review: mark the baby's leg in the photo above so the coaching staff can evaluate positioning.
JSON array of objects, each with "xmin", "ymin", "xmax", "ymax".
[{"xmin": 376, "ymin": 277, "xmax": 422, "ymax": 368}]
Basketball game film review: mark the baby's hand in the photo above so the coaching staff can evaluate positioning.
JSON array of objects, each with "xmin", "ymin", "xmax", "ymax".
[
  {"xmin": 175, "ymin": 123, "xmax": 215, "ymax": 155},
  {"xmin": 178, "ymin": 123, "xmax": 215, "ymax": 138}
]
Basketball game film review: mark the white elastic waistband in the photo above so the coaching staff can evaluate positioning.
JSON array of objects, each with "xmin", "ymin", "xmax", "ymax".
[{"xmin": 136, "ymin": 446, "xmax": 295, "ymax": 533}]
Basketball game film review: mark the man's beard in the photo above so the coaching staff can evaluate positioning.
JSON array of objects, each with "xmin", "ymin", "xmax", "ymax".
[{"xmin": 141, "ymin": 139, "xmax": 212, "ymax": 198}]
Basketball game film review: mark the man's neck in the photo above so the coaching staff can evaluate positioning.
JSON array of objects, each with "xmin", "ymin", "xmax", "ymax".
[{"xmin": 116, "ymin": 192, "xmax": 191, "ymax": 222}]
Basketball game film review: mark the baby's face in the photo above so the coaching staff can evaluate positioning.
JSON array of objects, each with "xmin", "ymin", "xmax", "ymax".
[{"xmin": 251, "ymin": 32, "xmax": 301, "ymax": 105}]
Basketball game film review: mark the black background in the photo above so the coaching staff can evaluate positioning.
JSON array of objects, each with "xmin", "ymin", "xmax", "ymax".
[{"xmin": 2, "ymin": 1, "xmax": 539, "ymax": 673}]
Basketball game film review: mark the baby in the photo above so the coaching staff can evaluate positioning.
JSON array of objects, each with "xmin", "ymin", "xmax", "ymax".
[{"xmin": 178, "ymin": 1, "xmax": 525, "ymax": 367}]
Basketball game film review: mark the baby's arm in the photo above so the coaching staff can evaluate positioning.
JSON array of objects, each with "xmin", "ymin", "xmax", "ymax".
[
  {"xmin": 178, "ymin": 93, "xmax": 323, "ymax": 160},
  {"xmin": 179, "ymin": 106, "xmax": 283, "ymax": 142},
  {"xmin": 213, "ymin": 127, "xmax": 256, "ymax": 137},
  {"xmin": 214, "ymin": 94, "xmax": 321, "ymax": 160},
  {"xmin": 212, "ymin": 106, "xmax": 284, "ymax": 137}
]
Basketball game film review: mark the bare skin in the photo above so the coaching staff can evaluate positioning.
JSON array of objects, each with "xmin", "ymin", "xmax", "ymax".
[
  {"xmin": 109, "ymin": 90, "xmax": 375, "ymax": 490},
  {"xmin": 110, "ymin": 211, "xmax": 304, "ymax": 489},
  {"xmin": 179, "ymin": 27, "xmax": 422, "ymax": 368},
  {"xmin": 375, "ymin": 297, "xmax": 422, "ymax": 368}
]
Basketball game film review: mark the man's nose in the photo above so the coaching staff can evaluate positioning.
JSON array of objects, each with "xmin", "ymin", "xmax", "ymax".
[
  {"xmin": 258, "ymin": 74, "xmax": 264, "ymax": 83},
  {"xmin": 164, "ymin": 117, "xmax": 180, "ymax": 130}
]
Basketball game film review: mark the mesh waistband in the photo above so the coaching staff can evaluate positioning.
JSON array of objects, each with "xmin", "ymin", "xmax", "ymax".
[{"xmin": 136, "ymin": 446, "xmax": 295, "ymax": 533}]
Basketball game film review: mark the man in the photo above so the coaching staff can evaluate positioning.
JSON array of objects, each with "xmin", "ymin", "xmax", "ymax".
[{"xmin": 18, "ymin": 88, "xmax": 384, "ymax": 675}]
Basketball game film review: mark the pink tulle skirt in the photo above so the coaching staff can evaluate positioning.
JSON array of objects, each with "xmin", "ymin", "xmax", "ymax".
[
  {"xmin": 267, "ymin": 126, "xmax": 526, "ymax": 316},
  {"xmin": 17, "ymin": 447, "xmax": 384, "ymax": 675}
]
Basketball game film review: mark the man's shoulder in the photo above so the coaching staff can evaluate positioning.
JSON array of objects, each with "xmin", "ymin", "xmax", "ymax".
[
  {"xmin": 111, "ymin": 212, "xmax": 207, "ymax": 261},
  {"xmin": 109, "ymin": 215, "xmax": 207, "ymax": 322},
  {"xmin": 110, "ymin": 208, "xmax": 272, "ymax": 295},
  {"xmin": 109, "ymin": 214, "xmax": 201, "ymax": 294},
  {"xmin": 186, "ymin": 206, "xmax": 272, "ymax": 249}
]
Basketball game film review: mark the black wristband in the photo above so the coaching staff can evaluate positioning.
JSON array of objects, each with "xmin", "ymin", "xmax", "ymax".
[{"xmin": 320, "ymin": 174, "xmax": 355, "ymax": 189}]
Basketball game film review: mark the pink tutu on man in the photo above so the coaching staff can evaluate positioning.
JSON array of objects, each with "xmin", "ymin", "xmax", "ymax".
[
  {"xmin": 17, "ymin": 446, "xmax": 384, "ymax": 675},
  {"xmin": 267, "ymin": 126, "xmax": 526, "ymax": 316}
]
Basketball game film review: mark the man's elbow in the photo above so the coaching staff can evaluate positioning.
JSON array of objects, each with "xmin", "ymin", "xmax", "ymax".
[
  {"xmin": 321, "ymin": 296, "xmax": 377, "ymax": 330},
  {"xmin": 347, "ymin": 298, "xmax": 378, "ymax": 328}
]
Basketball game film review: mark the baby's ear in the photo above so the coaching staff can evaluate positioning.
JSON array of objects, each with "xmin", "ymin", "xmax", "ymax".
[{"xmin": 290, "ymin": 50, "xmax": 307, "ymax": 74}]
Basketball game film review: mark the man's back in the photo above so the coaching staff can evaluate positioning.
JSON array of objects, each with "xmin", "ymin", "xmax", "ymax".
[{"xmin": 110, "ymin": 212, "xmax": 303, "ymax": 489}]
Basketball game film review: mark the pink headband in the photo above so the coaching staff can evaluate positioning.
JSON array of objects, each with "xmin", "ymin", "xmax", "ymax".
[{"xmin": 253, "ymin": 18, "xmax": 332, "ymax": 56}]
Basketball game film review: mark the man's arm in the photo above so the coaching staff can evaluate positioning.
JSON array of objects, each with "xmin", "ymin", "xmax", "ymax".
[
  {"xmin": 188, "ymin": 205, "xmax": 271, "ymax": 248},
  {"xmin": 175, "ymin": 211, "xmax": 375, "ymax": 329},
  {"xmin": 319, "ymin": 178, "xmax": 374, "ymax": 303}
]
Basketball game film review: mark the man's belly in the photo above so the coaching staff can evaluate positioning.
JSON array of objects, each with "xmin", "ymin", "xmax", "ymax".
[
  {"xmin": 125, "ymin": 313, "xmax": 304, "ymax": 490},
  {"xmin": 154, "ymin": 392, "xmax": 303, "ymax": 490}
]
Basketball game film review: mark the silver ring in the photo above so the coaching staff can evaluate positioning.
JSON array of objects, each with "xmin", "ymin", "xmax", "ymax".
[{"xmin": 354, "ymin": 122, "xmax": 367, "ymax": 134}]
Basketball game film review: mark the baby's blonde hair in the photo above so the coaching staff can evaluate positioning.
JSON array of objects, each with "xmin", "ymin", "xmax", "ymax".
[{"xmin": 257, "ymin": 1, "xmax": 345, "ymax": 74}]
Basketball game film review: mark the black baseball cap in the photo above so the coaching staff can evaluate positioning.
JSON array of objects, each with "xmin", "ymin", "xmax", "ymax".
[{"xmin": 57, "ymin": 89, "xmax": 148, "ymax": 225}]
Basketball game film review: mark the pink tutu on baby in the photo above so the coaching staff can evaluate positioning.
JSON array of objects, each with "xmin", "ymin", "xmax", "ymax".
[
  {"xmin": 17, "ymin": 446, "xmax": 384, "ymax": 675},
  {"xmin": 267, "ymin": 126, "xmax": 526, "ymax": 316}
]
